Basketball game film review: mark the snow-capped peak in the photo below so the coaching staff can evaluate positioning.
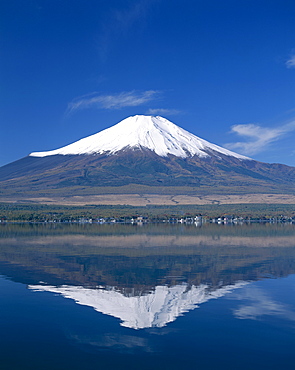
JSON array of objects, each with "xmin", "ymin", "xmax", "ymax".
[{"xmin": 29, "ymin": 115, "xmax": 250, "ymax": 160}]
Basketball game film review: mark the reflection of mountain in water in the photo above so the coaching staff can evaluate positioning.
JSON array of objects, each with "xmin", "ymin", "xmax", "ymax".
[
  {"xmin": 29, "ymin": 282, "xmax": 247, "ymax": 329},
  {"xmin": 1, "ymin": 223, "xmax": 295, "ymax": 290},
  {"xmin": 2, "ymin": 224, "xmax": 294, "ymax": 329}
]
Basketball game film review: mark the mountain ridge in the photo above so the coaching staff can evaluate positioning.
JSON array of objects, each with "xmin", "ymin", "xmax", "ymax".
[
  {"xmin": 29, "ymin": 115, "xmax": 250, "ymax": 160},
  {"xmin": 1, "ymin": 115, "xmax": 295, "ymax": 200}
]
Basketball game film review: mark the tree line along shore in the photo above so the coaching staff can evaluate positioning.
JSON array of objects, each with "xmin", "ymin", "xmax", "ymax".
[{"xmin": 0, "ymin": 203, "xmax": 295, "ymax": 223}]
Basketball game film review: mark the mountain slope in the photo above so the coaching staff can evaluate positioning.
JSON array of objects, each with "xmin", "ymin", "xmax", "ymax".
[
  {"xmin": 29, "ymin": 115, "xmax": 250, "ymax": 160},
  {"xmin": 1, "ymin": 115, "xmax": 295, "ymax": 198}
]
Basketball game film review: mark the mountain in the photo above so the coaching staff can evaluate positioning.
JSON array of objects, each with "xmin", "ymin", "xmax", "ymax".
[
  {"xmin": 1, "ymin": 115, "xmax": 295, "ymax": 199},
  {"xmin": 29, "ymin": 115, "xmax": 250, "ymax": 160}
]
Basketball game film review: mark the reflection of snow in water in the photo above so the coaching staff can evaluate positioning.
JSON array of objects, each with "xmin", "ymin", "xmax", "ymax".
[{"xmin": 29, "ymin": 282, "xmax": 247, "ymax": 329}]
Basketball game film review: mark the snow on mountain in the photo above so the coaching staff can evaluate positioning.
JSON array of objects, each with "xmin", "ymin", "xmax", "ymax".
[
  {"xmin": 29, "ymin": 282, "xmax": 248, "ymax": 329},
  {"xmin": 30, "ymin": 115, "xmax": 250, "ymax": 160}
]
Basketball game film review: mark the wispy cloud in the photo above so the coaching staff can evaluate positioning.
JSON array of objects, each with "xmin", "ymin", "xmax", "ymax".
[
  {"xmin": 66, "ymin": 90, "xmax": 159, "ymax": 115},
  {"xmin": 146, "ymin": 108, "xmax": 182, "ymax": 116},
  {"xmin": 113, "ymin": 0, "xmax": 153, "ymax": 30},
  {"xmin": 286, "ymin": 55, "xmax": 295, "ymax": 68},
  {"xmin": 225, "ymin": 121, "xmax": 295, "ymax": 155},
  {"xmin": 98, "ymin": 0, "xmax": 156, "ymax": 61}
]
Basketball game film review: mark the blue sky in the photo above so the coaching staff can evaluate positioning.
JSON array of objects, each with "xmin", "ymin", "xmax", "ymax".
[{"xmin": 1, "ymin": 0, "xmax": 295, "ymax": 167}]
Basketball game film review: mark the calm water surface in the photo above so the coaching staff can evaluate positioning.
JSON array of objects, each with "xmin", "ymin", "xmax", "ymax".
[{"xmin": 0, "ymin": 223, "xmax": 295, "ymax": 369}]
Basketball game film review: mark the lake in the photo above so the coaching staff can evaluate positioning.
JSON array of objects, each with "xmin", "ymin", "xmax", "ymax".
[{"xmin": 1, "ymin": 222, "xmax": 295, "ymax": 369}]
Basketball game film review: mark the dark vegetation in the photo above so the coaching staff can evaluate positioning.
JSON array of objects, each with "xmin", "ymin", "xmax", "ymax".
[{"xmin": 1, "ymin": 202, "xmax": 295, "ymax": 221}]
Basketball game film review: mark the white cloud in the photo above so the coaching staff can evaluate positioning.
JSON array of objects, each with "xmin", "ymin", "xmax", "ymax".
[
  {"xmin": 66, "ymin": 90, "xmax": 159, "ymax": 114},
  {"xmin": 286, "ymin": 55, "xmax": 295, "ymax": 68},
  {"xmin": 146, "ymin": 108, "xmax": 181, "ymax": 116},
  {"xmin": 225, "ymin": 121, "xmax": 295, "ymax": 155}
]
